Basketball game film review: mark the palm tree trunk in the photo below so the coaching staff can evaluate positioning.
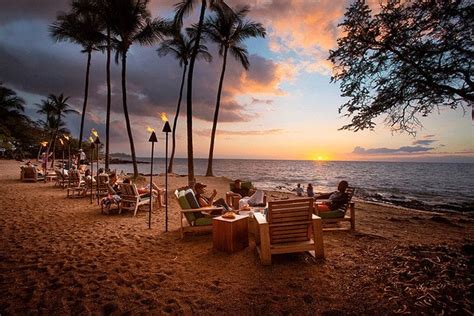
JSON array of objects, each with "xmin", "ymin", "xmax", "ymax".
[
  {"xmin": 50, "ymin": 138, "xmax": 56, "ymax": 169},
  {"xmin": 168, "ymin": 64, "xmax": 187, "ymax": 174},
  {"xmin": 121, "ymin": 52, "xmax": 139, "ymax": 178},
  {"xmin": 185, "ymin": 0, "xmax": 207, "ymax": 185},
  {"xmin": 206, "ymin": 46, "xmax": 228, "ymax": 177},
  {"xmin": 78, "ymin": 50, "xmax": 92, "ymax": 150},
  {"xmin": 105, "ymin": 27, "xmax": 112, "ymax": 171}
]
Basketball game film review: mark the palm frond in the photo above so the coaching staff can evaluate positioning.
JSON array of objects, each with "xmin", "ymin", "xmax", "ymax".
[
  {"xmin": 230, "ymin": 45, "xmax": 250, "ymax": 70},
  {"xmin": 174, "ymin": 0, "xmax": 195, "ymax": 27}
]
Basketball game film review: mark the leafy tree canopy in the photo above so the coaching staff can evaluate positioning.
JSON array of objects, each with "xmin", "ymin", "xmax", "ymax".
[{"xmin": 329, "ymin": 0, "xmax": 473, "ymax": 134}]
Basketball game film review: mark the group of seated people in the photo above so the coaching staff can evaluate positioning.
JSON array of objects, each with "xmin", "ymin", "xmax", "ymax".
[{"xmin": 179, "ymin": 178, "xmax": 351, "ymax": 222}]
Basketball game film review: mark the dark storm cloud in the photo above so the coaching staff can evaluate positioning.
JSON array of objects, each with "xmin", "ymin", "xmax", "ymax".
[
  {"xmin": 353, "ymin": 146, "xmax": 434, "ymax": 155},
  {"xmin": 0, "ymin": 18, "xmax": 279, "ymax": 126},
  {"xmin": 0, "ymin": 0, "xmax": 70, "ymax": 24}
]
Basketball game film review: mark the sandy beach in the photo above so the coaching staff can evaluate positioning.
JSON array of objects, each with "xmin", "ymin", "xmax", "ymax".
[{"xmin": 0, "ymin": 159, "xmax": 472, "ymax": 314}]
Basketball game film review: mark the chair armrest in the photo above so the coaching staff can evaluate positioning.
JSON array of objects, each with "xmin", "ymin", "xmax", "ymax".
[
  {"xmin": 254, "ymin": 212, "xmax": 268, "ymax": 225},
  {"xmin": 180, "ymin": 206, "xmax": 223, "ymax": 214},
  {"xmin": 315, "ymin": 199, "xmax": 331, "ymax": 204}
]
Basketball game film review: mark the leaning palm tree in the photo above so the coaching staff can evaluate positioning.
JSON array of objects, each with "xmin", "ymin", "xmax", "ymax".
[
  {"xmin": 174, "ymin": 0, "xmax": 227, "ymax": 184},
  {"xmin": 50, "ymin": 1, "xmax": 105, "ymax": 150},
  {"xmin": 109, "ymin": 0, "xmax": 168, "ymax": 178},
  {"xmin": 203, "ymin": 5, "xmax": 266, "ymax": 176},
  {"xmin": 157, "ymin": 29, "xmax": 212, "ymax": 174}
]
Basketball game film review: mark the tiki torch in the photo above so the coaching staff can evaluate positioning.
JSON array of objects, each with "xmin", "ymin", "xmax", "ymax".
[
  {"xmin": 63, "ymin": 134, "xmax": 70, "ymax": 170},
  {"xmin": 59, "ymin": 138, "xmax": 65, "ymax": 169},
  {"xmin": 161, "ymin": 112, "xmax": 171, "ymax": 232},
  {"xmin": 148, "ymin": 127, "xmax": 157, "ymax": 229},
  {"xmin": 94, "ymin": 134, "xmax": 101, "ymax": 205},
  {"xmin": 89, "ymin": 137, "xmax": 95, "ymax": 204}
]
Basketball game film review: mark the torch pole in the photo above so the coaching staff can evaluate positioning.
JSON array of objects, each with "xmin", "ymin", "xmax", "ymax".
[
  {"xmin": 165, "ymin": 131, "xmax": 169, "ymax": 232},
  {"xmin": 149, "ymin": 141, "xmax": 154, "ymax": 229},
  {"xmin": 96, "ymin": 147, "xmax": 99, "ymax": 204},
  {"xmin": 90, "ymin": 145, "xmax": 94, "ymax": 204},
  {"xmin": 162, "ymin": 120, "xmax": 171, "ymax": 232},
  {"xmin": 62, "ymin": 145, "xmax": 65, "ymax": 169},
  {"xmin": 68, "ymin": 143, "xmax": 71, "ymax": 170}
]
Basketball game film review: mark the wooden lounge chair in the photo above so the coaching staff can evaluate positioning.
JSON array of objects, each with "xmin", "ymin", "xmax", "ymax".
[
  {"xmin": 314, "ymin": 187, "xmax": 356, "ymax": 231},
  {"xmin": 174, "ymin": 189, "xmax": 223, "ymax": 238},
  {"xmin": 254, "ymin": 198, "xmax": 324, "ymax": 265},
  {"xmin": 119, "ymin": 183, "xmax": 152, "ymax": 216},
  {"xmin": 21, "ymin": 166, "xmax": 45, "ymax": 182},
  {"xmin": 66, "ymin": 170, "xmax": 83, "ymax": 188},
  {"xmin": 54, "ymin": 169, "xmax": 68, "ymax": 188},
  {"xmin": 95, "ymin": 174, "xmax": 110, "ymax": 203}
]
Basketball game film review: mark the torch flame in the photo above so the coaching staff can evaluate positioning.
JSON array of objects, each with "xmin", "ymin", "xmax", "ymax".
[
  {"xmin": 88, "ymin": 136, "xmax": 94, "ymax": 143},
  {"xmin": 160, "ymin": 112, "xmax": 168, "ymax": 122},
  {"xmin": 91, "ymin": 128, "xmax": 99, "ymax": 137},
  {"xmin": 63, "ymin": 134, "xmax": 70, "ymax": 141},
  {"xmin": 59, "ymin": 139, "xmax": 64, "ymax": 145},
  {"xmin": 146, "ymin": 126, "xmax": 155, "ymax": 133},
  {"xmin": 41, "ymin": 141, "xmax": 48, "ymax": 147}
]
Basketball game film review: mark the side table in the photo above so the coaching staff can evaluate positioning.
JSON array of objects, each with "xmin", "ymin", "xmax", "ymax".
[{"xmin": 213, "ymin": 214, "xmax": 249, "ymax": 254}]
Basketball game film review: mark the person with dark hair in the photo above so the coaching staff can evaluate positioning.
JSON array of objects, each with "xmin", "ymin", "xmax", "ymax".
[
  {"xmin": 194, "ymin": 182, "xmax": 231, "ymax": 211},
  {"xmin": 307, "ymin": 183, "xmax": 314, "ymax": 197},
  {"xmin": 315, "ymin": 180, "xmax": 350, "ymax": 212},
  {"xmin": 295, "ymin": 183, "xmax": 304, "ymax": 197}
]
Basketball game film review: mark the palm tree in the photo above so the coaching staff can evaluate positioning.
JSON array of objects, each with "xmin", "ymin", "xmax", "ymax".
[
  {"xmin": 74, "ymin": 0, "xmax": 115, "ymax": 171},
  {"xmin": 203, "ymin": 5, "xmax": 265, "ymax": 176},
  {"xmin": 0, "ymin": 83, "xmax": 26, "ymax": 122},
  {"xmin": 109, "ymin": 0, "xmax": 168, "ymax": 178},
  {"xmin": 50, "ymin": 1, "xmax": 105, "ymax": 150},
  {"xmin": 157, "ymin": 29, "xmax": 212, "ymax": 174},
  {"xmin": 37, "ymin": 94, "xmax": 78, "ymax": 168},
  {"xmin": 0, "ymin": 83, "xmax": 27, "ymax": 149},
  {"xmin": 174, "ymin": 0, "xmax": 226, "ymax": 184}
]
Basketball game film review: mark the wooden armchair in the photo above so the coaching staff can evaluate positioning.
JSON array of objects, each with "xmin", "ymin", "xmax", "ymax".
[
  {"xmin": 95, "ymin": 174, "xmax": 110, "ymax": 203},
  {"xmin": 254, "ymin": 198, "xmax": 324, "ymax": 265},
  {"xmin": 314, "ymin": 187, "xmax": 356, "ymax": 231},
  {"xmin": 175, "ymin": 189, "xmax": 223, "ymax": 238},
  {"xmin": 21, "ymin": 166, "xmax": 45, "ymax": 182},
  {"xmin": 119, "ymin": 183, "xmax": 151, "ymax": 216}
]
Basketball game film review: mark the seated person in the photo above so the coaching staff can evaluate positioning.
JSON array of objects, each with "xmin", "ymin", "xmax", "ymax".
[
  {"xmin": 109, "ymin": 171, "xmax": 120, "ymax": 191},
  {"xmin": 314, "ymin": 180, "xmax": 350, "ymax": 217},
  {"xmin": 239, "ymin": 189, "xmax": 266, "ymax": 209},
  {"xmin": 121, "ymin": 178, "xmax": 162, "ymax": 206},
  {"xmin": 230, "ymin": 179, "xmax": 251, "ymax": 197},
  {"xmin": 194, "ymin": 182, "xmax": 231, "ymax": 211}
]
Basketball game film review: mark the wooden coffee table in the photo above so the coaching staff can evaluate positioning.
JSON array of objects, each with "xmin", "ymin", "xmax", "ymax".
[{"xmin": 212, "ymin": 214, "xmax": 249, "ymax": 254}]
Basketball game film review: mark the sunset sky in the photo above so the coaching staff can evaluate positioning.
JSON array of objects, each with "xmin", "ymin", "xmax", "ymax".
[{"xmin": 1, "ymin": 0, "xmax": 473, "ymax": 162}]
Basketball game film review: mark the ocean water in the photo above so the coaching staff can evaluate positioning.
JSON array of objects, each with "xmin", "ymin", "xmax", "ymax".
[{"xmin": 110, "ymin": 158, "xmax": 474, "ymax": 212}]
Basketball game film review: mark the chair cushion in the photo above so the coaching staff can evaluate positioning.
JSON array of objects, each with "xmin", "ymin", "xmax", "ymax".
[
  {"xmin": 177, "ymin": 190, "xmax": 191, "ymax": 209},
  {"xmin": 195, "ymin": 217, "xmax": 213, "ymax": 226},
  {"xmin": 319, "ymin": 210, "xmax": 345, "ymax": 219},
  {"xmin": 178, "ymin": 190, "xmax": 196, "ymax": 224},
  {"xmin": 185, "ymin": 189, "xmax": 200, "ymax": 209},
  {"xmin": 241, "ymin": 181, "xmax": 253, "ymax": 190}
]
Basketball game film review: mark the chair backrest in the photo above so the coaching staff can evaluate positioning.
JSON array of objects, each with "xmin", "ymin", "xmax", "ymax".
[
  {"xmin": 55, "ymin": 169, "xmax": 63, "ymax": 179},
  {"xmin": 267, "ymin": 198, "xmax": 314, "ymax": 245},
  {"xmin": 229, "ymin": 181, "xmax": 253, "ymax": 196},
  {"xmin": 338, "ymin": 186, "xmax": 356, "ymax": 212},
  {"xmin": 22, "ymin": 166, "xmax": 37, "ymax": 179},
  {"xmin": 97, "ymin": 174, "xmax": 109, "ymax": 187},
  {"xmin": 121, "ymin": 183, "xmax": 138, "ymax": 197}
]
